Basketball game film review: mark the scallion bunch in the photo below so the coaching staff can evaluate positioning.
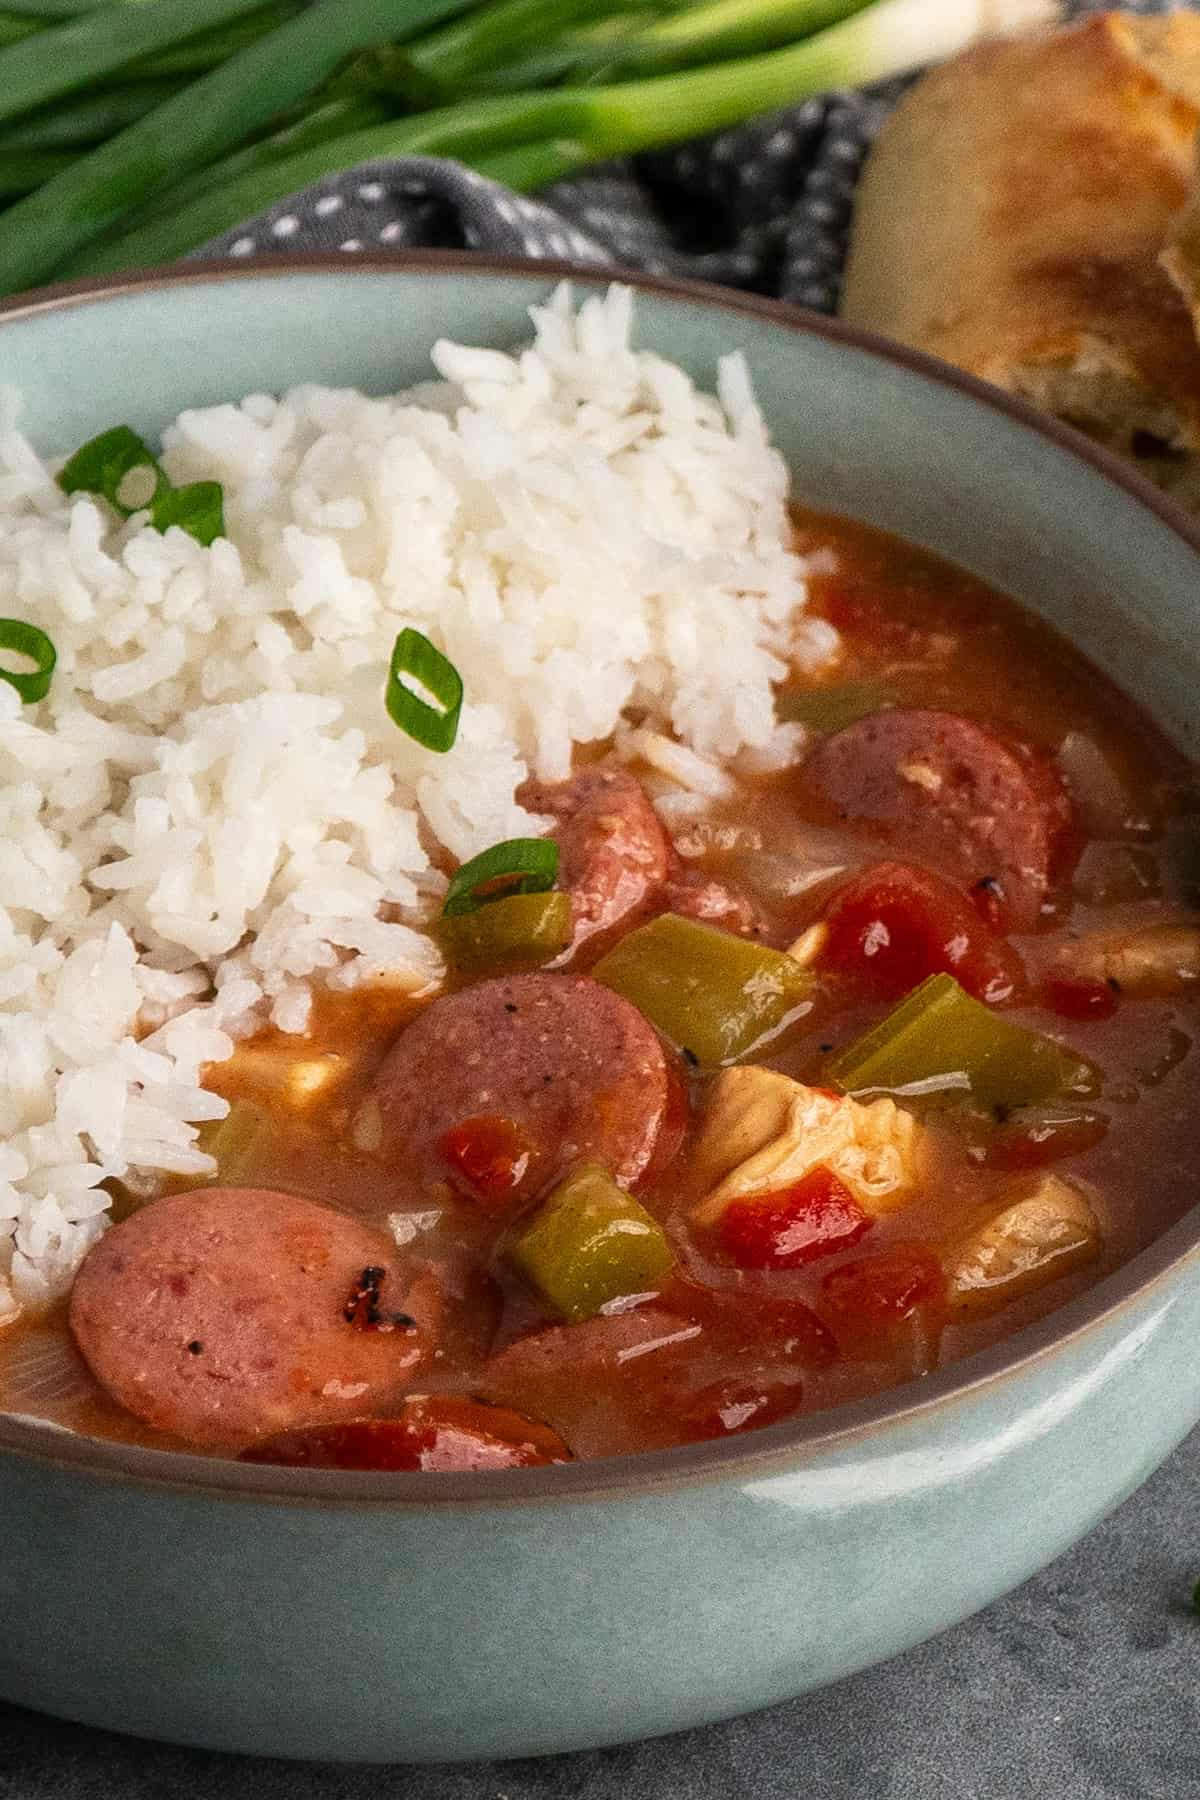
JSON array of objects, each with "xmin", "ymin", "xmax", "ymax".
[{"xmin": 0, "ymin": 0, "xmax": 1061, "ymax": 295}]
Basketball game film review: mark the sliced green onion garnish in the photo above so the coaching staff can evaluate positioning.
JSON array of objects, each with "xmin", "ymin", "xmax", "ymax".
[
  {"xmin": 442, "ymin": 837, "xmax": 559, "ymax": 918},
  {"xmin": 0, "ymin": 616, "xmax": 55, "ymax": 702},
  {"xmin": 57, "ymin": 423, "xmax": 224, "ymax": 546},
  {"xmin": 150, "ymin": 479, "xmax": 225, "ymax": 548},
  {"xmin": 58, "ymin": 424, "xmax": 167, "ymax": 516},
  {"xmin": 386, "ymin": 627, "xmax": 463, "ymax": 753}
]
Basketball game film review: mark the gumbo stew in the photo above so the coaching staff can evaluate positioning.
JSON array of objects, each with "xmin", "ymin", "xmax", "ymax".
[{"xmin": 5, "ymin": 512, "xmax": 1199, "ymax": 1472}]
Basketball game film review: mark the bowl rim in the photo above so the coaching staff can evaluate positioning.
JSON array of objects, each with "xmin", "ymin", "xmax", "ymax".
[{"xmin": 2, "ymin": 248, "xmax": 1200, "ymax": 1509}]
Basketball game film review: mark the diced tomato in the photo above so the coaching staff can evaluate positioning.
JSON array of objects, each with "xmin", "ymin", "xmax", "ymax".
[
  {"xmin": 822, "ymin": 861, "xmax": 1024, "ymax": 1004},
  {"xmin": 817, "ymin": 580, "xmax": 929, "ymax": 658},
  {"xmin": 1042, "ymin": 975, "xmax": 1119, "ymax": 1022},
  {"xmin": 970, "ymin": 875, "xmax": 1008, "ymax": 932},
  {"xmin": 717, "ymin": 1168, "xmax": 873, "ymax": 1270},
  {"xmin": 679, "ymin": 1376, "xmax": 807, "ymax": 1441},
  {"xmin": 818, "ymin": 1244, "xmax": 946, "ymax": 1361},
  {"xmin": 973, "ymin": 1105, "xmax": 1110, "ymax": 1171},
  {"xmin": 657, "ymin": 1276, "xmax": 838, "ymax": 1366},
  {"xmin": 240, "ymin": 1396, "xmax": 571, "ymax": 1471},
  {"xmin": 437, "ymin": 1115, "xmax": 532, "ymax": 1214}
]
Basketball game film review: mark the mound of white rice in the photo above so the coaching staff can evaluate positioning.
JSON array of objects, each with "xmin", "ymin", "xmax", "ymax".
[{"xmin": 0, "ymin": 282, "xmax": 837, "ymax": 1323}]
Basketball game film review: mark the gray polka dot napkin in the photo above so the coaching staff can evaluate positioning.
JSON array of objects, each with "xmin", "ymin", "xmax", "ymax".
[{"xmin": 196, "ymin": 0, "xmax": 1180, "ymax": 311}]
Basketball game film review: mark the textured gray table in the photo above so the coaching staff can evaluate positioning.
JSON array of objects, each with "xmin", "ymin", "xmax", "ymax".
[{"xmin": 3, "ymin": 1427, "xmax": 1199, "ymax": 1799}]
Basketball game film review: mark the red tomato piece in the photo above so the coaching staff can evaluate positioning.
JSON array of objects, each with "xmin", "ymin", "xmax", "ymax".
[
  {"xmin": 1042, "ymin": 975, "xmax": 1119, "ymax": 1022},
  {"xmin": 437, "ymin": 1114, "xmax": 533, "ymax": 1214},
  {"xmin": 822, "ymin": 861, "xmax": 1024, "ymax": 1004},
  {"xmin": 240, "ymin": 1396, "xmax": 571, "ymax": 1471},
  {"xmin": 679, "ymin": 1376, "xmax": 807, "ymax": 1441},
  {"xmin": 974, "ymin": 1106, "xmax": 1110, "ymax": 1171},
  {"xmin": 817, "ymin": 581, "xmax": 928, "ymax": 658},
  {"xmin": 657, "ymin": 1276, "xmax": 838, "ymax": 1366},
  {"xmin": 818, "ymin": 1244, "xmax": 945, "ymax": 1361},
  {"xmin": 717, "ymin": 1168, "xmax": 873, "ymax": 1270},
  {"xmin": 970, "ymin": 875, "xmax": 1007, "ymax": 932}
]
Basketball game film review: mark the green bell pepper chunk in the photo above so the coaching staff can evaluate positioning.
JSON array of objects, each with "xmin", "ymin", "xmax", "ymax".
[
  {"xmin": 826, "ymin": 973, "xmax": 1099, "ymax": 1111},
  {"xmin": 776, "ymin": 679, "xmax": 897, "ymax": 734},
  {"xmin": 511, "ymin": 1163, "xmax": 674, "ymax": 1323},
  {"xmin": 437, "ymin": 889, "xmax": 572, "ymax": 970},
  {"xmin": 593, "ymin": 913, "xmax": 811, "ymax": 1067}
]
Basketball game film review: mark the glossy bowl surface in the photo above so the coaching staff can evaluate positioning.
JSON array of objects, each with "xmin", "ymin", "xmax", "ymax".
[{"xmin": 2, "ymin": 255, "xmax": 1200, "ymax": 1763}]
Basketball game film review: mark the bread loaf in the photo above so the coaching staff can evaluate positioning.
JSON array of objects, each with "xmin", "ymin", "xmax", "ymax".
[{"xmin": 841, "ymin": 12, "xmax": 1200, "ymax": 507}]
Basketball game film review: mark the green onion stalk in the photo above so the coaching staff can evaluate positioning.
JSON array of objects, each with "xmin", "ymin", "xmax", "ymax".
[
  {"xmin": 462, "ymin": 0, "xmax": 876, "ymax": 89},
  {"xmin": 0, "ymin": 82, "xmax": 186, "ymax": 152},
  {"xmin": 0, "ymin": 0, "xmax": 486, "ymax": 294},
  {"xmin": 0, "ymin": 11, "xmax": 44, "ymax": 45},
  {"xmin": 0, "ymin": 147, "xmax": 72, "ymax": 194},
  {"xmin": 0, "ymin": 0, "xmax": 163, "ymax": 14},
  {"xmin": 64, "ymin": 0, "xmax": 1059, "ymax": 279},
  {"xmin": 431, "ymin": 16, "xmax": 672, "ymax": 96},
  {"xmin": 616, "ymin": 0, "xmax": 880, "ymax": 67},
  {"xmin": 0, "ymin": 0, "xmax": 279, "ymax": 125},
  {"xmin": 126, "ymin": 1, "xmax": 306, "ymax": 79},
  {"xmin": 125, "ymin": 96, "xmax": 390, "ymax": 228},
  {"xmin": 401, "ymin": 0, "xmax": 672, "ymax": 98},
  {"xmin": 474, "ymin": 137, "xmax": 589, "ymax": 189},
  {"xmin": 326, "ymin": 1, "xmax": 674, "ymax": 113}
]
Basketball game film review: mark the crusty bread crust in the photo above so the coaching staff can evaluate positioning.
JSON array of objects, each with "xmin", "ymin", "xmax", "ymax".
[{"xmin": 841, "ymin": 13, "xmax": 1200, "ymax": 467}]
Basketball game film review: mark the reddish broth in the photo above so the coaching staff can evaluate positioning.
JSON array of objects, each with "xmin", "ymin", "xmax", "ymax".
[{"xmin": 4, "ymin": 511, "xmax": 1198, "ymax": 1464}]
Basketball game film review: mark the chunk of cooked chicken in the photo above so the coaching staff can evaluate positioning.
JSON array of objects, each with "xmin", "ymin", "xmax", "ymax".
[
  {"xmin": 943, "ymin": 1173, "xmax": 1102, "ymax": 1314},
  {"xmin": 691, "ymin": 1065, "xmax": 924, "ymax": 1224},
  {"xmin": 1055, "ymin": 923, "xmax": 1200, "ymax": 996}
]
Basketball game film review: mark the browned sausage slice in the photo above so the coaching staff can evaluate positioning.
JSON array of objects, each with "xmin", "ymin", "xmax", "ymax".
[
  {"xmin": 69, "ymin": 1188, "xmax": 430, "ymax": 1450},
  {"xmin": 481, "ymin": 1309, "xmax": 702, "ymax": 1457},
  {"xmin": 663, "ymin": 870, "xmax": 769, "ymax": 940},
  {"xmin": 372, "ymin": 972, "xmax": 676, "ymax": 1209},
  {"xmin": 240, "ymin": 1397, "xmax": 572, "ymax": 1471},
  {"xmin": 802, "ymin": 709, "xmax": 1073, "ymax": 930},
  {"xmin": 518, "ymin": 766, "xmax": 670, "ymax": 950}
]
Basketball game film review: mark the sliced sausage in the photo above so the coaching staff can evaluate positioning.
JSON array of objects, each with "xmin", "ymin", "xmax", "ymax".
[
  {"xmin": 482, "ymin": 1306, "xmax": 811, "ymax": 1455},
  {"xmin": 802, "ymin": 709, "xmax": 1073, "ymax": 930},
  {"xmin": 69, "ymin": 1188, "xmax": 431, "ymax": 1450},
  {"xmin": 518, "ymin": 765, "xmax": 670, "ymax": 950},
  {"xmin": 240, "ymin": 1397, "xmax": 572, "ymax": 1471},
  {"xmin": 481, "ymin": 1308, "xmax": 700, "ymax": 1454},
  {"xmin": 663, "ymin": 870, "xmax": 769, "ymax": 940},
  {"xmin": 372, "ymin": 971, "xmax": 676, "ymax": 1209}
]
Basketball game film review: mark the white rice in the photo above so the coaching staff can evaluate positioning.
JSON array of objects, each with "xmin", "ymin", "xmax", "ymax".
[{"xmin": 0, "ymin": 282, "xmax": 837, "ymax": 1324}]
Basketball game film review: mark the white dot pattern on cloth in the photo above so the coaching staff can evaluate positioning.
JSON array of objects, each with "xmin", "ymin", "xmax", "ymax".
[{"xmin": 195, "ymin": 0, "xmax": 1173, "ymax": 315}]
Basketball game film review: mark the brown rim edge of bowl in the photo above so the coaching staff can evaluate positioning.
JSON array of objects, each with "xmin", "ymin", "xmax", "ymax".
[{"xmin": 1, "ymin": 249, "xmax": 1199, "ymax": 1509}]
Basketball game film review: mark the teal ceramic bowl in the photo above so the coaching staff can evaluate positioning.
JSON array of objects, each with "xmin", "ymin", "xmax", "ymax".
[{"xmin": 2, "ymin": 256, "xmax": 1200, "ymax": 1765}]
